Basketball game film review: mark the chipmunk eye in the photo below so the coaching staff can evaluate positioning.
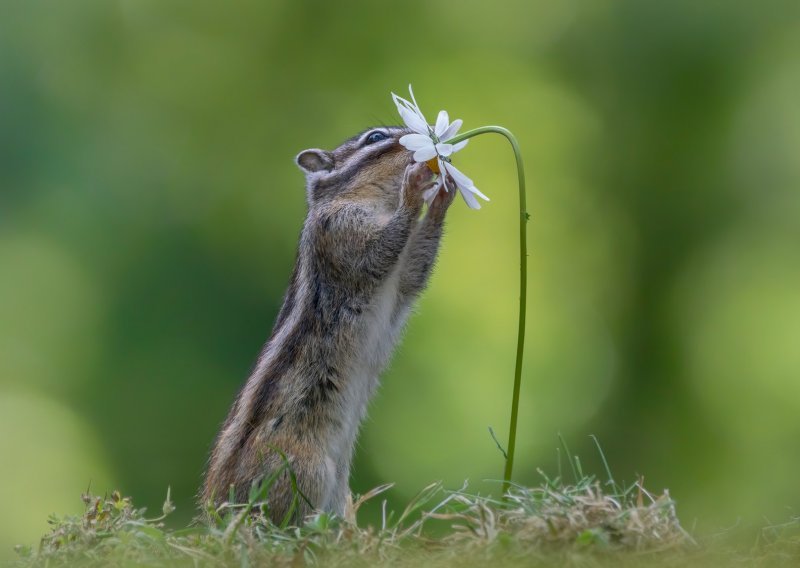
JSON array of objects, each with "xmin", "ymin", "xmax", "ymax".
[{"xmin": 364, "ymin": 131, "xmax": 388, "ymax": 145}]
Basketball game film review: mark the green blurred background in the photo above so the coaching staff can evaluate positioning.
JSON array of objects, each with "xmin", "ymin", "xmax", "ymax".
[{"xmin": 2, "ymin": 0, "xmax": 799, "ymax": 557}]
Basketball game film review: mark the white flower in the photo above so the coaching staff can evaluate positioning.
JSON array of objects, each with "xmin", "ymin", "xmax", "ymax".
[{"xmin": 391, "ymin": 85, "xmax": 490, "ymax": 210}]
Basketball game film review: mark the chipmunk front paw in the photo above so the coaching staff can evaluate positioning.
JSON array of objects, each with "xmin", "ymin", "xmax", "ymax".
[
  {"xmin": 400, "ymin": 162, "xmax": 437, "ymax": 213},
  {"xmin": 428, "ymin": 175, "xmax": 458, "ymax": 220}
]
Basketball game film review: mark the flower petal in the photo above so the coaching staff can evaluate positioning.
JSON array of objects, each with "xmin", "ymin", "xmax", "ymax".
[
  {"xmin": 392, "ymin": 91, "xmax": 429, "ymax": 134},
  {"xmin": 399, "ymin": 133, "xmax": 434, "ymax": 151},
  {"xmin": 391, "ymin": 93, "xmax": 417, "ymax": 118},
  {"xmin": 434, "ymin": 111, "xmax": 450, "ymax": 138},
  {"xmin": 438, "ymin": 158, "xmax": 449, "ymax": 183},
  {"xmin": 444, "ymin": 162, "xmax": 491, "ymax": 203},
  {"xmin": 443, "ymin": 161, "xmax": 474, "ymax": 189},
  {"xmin": 440, "ymin": 119, "xmax": 463, "ymax": 141},
  {"xmin": 391, "ymin": 92, "xmax": 410, "ymax": 108},
  {"xmin": 458, "ymin": 186, "xmax": 481, "ymax": 209},
  {"xmin": 398, "ymin": 106, "xmax": 429, "ymax": 134},
  {"xmin": 422, "ymin": 180, "xmax": 443, "ymax": 204},
  {"xmin": 408, "ymin": 84, "xmax": 422, "ymax": 111},
  {"xmin": 435, "ymin": 143, "xmax": 454, "ymax": 157},
  {"xmin": 465, "ymin": 184, "xmax": 490, "ymax": 201},
  {"xmin": 452, "ymin": 139, "xmax": 469, "ymax": 153},
  {"xmin": 413, "ymin": 146, "xmax": 438, "ymax": 162}
]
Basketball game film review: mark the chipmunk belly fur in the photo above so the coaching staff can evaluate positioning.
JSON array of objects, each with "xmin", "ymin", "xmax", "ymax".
[
  {"xmin": 202, "ymin": 126, "xmax": 455, "ymax": 522},
  {"xmin": 321, "ymin": 242, "xmax": 412, "ymax": 509}
]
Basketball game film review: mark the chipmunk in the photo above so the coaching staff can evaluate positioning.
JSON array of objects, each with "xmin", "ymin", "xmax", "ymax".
[{"xmin": 201, "ymin": 126, "xmax": 456, "ymax": 522}]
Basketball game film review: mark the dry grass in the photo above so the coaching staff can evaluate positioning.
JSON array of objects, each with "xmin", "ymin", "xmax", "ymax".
[
  {"xmin": 436, "ymin": 479, "xmax": 689, "ymax": 552},
  {"xmin": 11, "ymin": 449, "xmax": 799, "ymax": 567},
  {"xmin": 11, "ymin": 474, "xmax": 701, "ymax": 567}
]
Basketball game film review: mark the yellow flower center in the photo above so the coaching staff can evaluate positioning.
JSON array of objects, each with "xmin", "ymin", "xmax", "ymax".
[{"xmin": 426, "ymin": 158, "xmax": 440, "ymax": 174}]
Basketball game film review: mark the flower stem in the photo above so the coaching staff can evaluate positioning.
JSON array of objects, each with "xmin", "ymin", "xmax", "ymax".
[{"xmin": 444, "ymin": 126, "xmax": 528, "ymax": 498}]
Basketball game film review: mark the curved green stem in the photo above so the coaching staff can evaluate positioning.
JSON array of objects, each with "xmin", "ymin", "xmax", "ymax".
[{"xmin": 444, "ymin": 126, "xmax": 528, "ymax": 497}]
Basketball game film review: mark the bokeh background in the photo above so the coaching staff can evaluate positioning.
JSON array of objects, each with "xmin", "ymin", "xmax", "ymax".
[{"xmin": 2, "ymin": 0, "xmax": 799, "ymax": 557}]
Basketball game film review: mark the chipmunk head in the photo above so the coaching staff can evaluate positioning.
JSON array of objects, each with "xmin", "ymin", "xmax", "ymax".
[{"xmin": 296, "ymin": 126, "xmax": 413, "ymax": 211}]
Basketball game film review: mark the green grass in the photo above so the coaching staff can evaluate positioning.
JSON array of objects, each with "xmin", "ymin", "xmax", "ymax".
[{"xmin": 11, "ymin": 467, "xmax": 800, "ymax": 567}]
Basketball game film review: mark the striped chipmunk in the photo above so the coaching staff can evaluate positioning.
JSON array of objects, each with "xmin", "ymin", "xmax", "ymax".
[{"xmin": 202, "ymin": 126, "xmax": 457, "ymax": 522}]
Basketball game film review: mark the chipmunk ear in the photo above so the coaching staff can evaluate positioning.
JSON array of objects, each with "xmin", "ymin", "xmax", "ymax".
[{"xmin": 296, "ymin": 149, "xmax": 334, "ymax": 174}]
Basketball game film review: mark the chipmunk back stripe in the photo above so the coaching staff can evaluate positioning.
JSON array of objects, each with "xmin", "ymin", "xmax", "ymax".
[{"xmin": 269, "ymin": 258, "xmax": 300, "ymax": 339}]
